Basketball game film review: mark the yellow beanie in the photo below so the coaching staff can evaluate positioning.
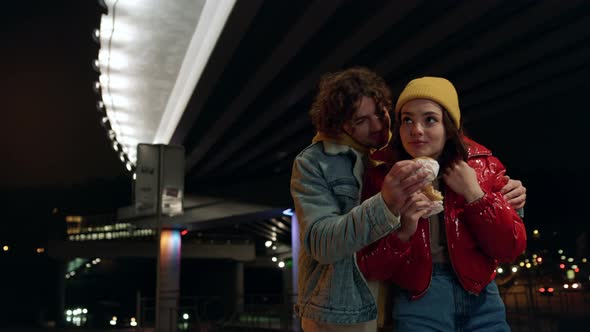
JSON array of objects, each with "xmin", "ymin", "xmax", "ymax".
[{"xmin": 394, "ymin": 77, "xmax": 461, "ymax": 129}]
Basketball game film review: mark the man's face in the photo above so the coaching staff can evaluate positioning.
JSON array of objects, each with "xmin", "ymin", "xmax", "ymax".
[{"xmin": 343, "ymin": 96, "xmax": 391, "ymax": 149}]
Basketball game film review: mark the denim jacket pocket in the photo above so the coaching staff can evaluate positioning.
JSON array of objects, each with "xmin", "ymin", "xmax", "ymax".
[{"xmin": 331, "ymin": 181, "xmax": 359, "ymax": 212}]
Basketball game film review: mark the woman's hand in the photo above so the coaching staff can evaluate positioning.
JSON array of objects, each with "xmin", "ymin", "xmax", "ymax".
[
  {"xmin": 443, "ymin": 160, "xmax": 484, "ymax": 203},
  {"xmin": 396, "ymin": 192, "xmax": 433, "ymax": 242}
]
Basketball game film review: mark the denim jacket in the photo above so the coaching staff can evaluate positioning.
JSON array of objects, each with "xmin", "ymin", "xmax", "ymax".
[{"xmin": 290, "ymin": 138, "xmax": 400, "ymax": 324}]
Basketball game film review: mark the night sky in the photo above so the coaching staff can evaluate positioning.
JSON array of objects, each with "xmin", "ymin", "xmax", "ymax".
[
  {"xmin": 0, "ymin": 2, "xmax": 132, "ymax": 325},
  {"xmin": 1, "ymin": 1, "xmax": 132, "ymax": 232},
  {"xmin": 1, "ymin": 0, "xmax": 127, "ymax": 189}
]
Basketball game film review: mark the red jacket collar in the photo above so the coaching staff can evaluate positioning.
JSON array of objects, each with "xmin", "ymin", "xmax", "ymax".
[{"xmin": 463, "ymin": 136, "xmax": 491, "ymax": 157}]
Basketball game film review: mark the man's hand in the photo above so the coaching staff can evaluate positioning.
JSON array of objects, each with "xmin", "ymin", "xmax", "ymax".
[
  {"xmin": 501, "ymin": 176, "xmax": 526, "ymax": 210},
  {"xmin": 381, "ymin": 160, "xmax": 429, "ymax": 215}
]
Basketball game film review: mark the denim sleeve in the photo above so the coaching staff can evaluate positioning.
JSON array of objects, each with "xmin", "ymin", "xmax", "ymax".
[{"xmin": 291, "ymin": 155, "xmax": 400, "ymax": 264}]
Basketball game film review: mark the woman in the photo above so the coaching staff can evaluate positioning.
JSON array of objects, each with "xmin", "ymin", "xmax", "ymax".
[{"xmin": 357, "ymin": 77, "xmax": 527, "ymax": 331}]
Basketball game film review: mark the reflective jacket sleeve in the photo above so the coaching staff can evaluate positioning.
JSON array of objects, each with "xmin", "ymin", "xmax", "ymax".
[
  {"xmin": 356, "ymin": 231, "xmax": 413, "ymax": 281},
  {"xmin": 463, "ymin": 156, "xmax": 527, "ymax": 263},
  {"xmin": 357, "ymin": 163, "xmax": 431, "ymax": 294}
]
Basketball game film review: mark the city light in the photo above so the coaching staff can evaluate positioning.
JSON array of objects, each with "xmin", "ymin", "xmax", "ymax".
[
  {"xmin": 264, "ymin": 241, "xmax": 272, "ymax": 248},
  {"xmin": 64, "ymin": 308, "xmax": 88, "ymax": 327},
  {"xmin": 3, "ymin": 245, "xmax": 8, "ymax": 252},
  {"xmin": 511, "ymin": 266, "xmax": 518, "ymax": 273}
]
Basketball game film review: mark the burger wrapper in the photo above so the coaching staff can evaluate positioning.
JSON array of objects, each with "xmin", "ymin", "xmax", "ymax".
[{"xmin": 414, "ymin": 157, "xmax": 444, "ymax": 217}]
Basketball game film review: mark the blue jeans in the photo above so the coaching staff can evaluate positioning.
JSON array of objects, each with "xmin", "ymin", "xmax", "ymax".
[{"xmin": 393, "ymin": 264, "xmax": 510, "ymax": 332}]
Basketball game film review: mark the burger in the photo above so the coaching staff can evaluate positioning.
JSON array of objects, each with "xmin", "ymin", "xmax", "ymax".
[{"xmin": 414, "ymin": 157, "xmax": 444, "ymax": 217}]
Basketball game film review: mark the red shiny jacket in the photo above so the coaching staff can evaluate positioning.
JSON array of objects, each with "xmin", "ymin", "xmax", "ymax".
[{"xmin": 357, "ymin": 137, "xmax": 527, "ymax": 298}]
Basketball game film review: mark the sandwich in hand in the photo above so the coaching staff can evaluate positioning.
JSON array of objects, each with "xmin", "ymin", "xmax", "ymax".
[{"xmin": 414, "ymin": 157, "xmax": 444, "ymax": 217}]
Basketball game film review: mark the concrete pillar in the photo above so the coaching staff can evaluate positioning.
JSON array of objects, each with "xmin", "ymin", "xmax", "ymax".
[
  {"xmin": 156, "ymin": 229, "xmax": 181, "ymax": 332},
  {"xmin": 235, "ymin": 261, "xmax": 245, "ymax": 314}
]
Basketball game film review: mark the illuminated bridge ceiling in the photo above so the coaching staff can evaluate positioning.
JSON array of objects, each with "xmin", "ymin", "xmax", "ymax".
[{"xmin": 98, "ymin": 0, "xmax": 590, "ymax": 236}]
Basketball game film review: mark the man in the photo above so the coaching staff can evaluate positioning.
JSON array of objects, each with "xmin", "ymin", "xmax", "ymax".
[{"xmin": 290, "ymin": 67, "xmax": 525, "ymax": 331}]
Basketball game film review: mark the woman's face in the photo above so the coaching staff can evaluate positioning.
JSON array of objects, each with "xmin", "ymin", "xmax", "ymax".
[{"xmin": 399, "ymin": 99, "xmax": 446, "ymax": 159}]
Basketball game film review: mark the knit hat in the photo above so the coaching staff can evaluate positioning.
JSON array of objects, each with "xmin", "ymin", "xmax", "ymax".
[{"xmin": 394, "ymin": 77, "xmax": 461, "ymax": 129}]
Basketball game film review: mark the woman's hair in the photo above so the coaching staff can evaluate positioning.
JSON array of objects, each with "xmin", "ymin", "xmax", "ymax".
[
  {"xmin": 389, "ymin": 104, "xmax": 468, "ymax": 172},
  {"xmin": 309, "ymin": 67, "xmax": 392, "ymax": 135}
]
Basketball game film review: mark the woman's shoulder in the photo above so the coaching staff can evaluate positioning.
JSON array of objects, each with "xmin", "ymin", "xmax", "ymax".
[{"xmin": 462, "ymin": 136, "xmax": 492, "ymax": 158}]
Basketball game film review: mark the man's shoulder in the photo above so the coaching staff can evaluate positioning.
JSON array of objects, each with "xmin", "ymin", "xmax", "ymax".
[
  {"xmin": 297, "ymin": 140, "xmax": 358, "ymax": 159},
  {"xmin": 293, "ymin": 141, "xmax": 355, "ymax": 178},
  {"xmin": 295, "ymin": 141, "xmax": 325, "ymax": 160}
]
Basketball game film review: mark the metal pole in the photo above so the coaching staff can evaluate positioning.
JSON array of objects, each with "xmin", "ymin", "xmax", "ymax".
[
  {"xmin": 155, "ymin": 145, "xmax": 164, "ymax": 331},
  {"xmin": 155, "ymin": 145, "xmax": 182, "ymax": 332}
]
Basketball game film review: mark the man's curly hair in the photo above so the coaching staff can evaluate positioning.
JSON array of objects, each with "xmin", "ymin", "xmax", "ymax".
[{"xmin": 309, "ymin": 67, "xmax": 392, "ymax": 135}]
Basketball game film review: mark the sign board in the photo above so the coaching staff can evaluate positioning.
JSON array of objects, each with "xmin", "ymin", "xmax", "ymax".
[{"xmin": 135, "ymin": 144, "xmax": 185, "ymax": 217}]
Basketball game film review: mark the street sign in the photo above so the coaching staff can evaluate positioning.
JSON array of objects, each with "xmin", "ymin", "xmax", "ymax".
[{"xmin": 135, "ymin": 144, "xmax": 185, "ymax": 217}]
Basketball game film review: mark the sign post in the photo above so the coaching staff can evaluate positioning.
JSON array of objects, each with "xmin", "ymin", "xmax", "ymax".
[{"xmin": 135, "ymin": 144, "xmax": 184, "ymax": 332}]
